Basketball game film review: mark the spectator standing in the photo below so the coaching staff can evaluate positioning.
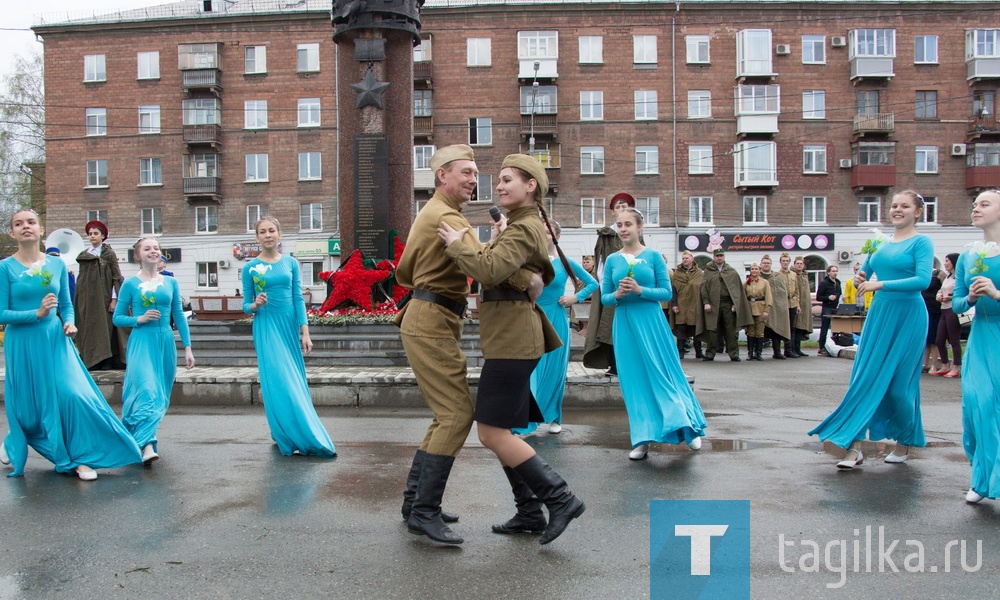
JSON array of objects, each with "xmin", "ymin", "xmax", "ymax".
[
  {"xmin": 816, "ymin": 265, "xmax": 843, "ymax": 357},
  {"xmin": 933, "ymin": 253, "xmax": 962, "ymax": 378},
  {"xmin": 921, "ymin": 265, "xmax": 945, "ymax": 373}
]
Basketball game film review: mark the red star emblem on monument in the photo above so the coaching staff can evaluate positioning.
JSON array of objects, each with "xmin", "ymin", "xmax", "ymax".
[{"xmin": 321, "ymin": 249, "xmax": 392, "ymax": 312}]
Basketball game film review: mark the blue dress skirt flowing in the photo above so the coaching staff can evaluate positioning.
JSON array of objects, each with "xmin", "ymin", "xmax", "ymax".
[
  {"xmin": 0, "ymin": 256, "xmax": 142, "ymax": 476},
  {"xmin": 809, "ymin": 235, "xmax": 934, "ymax": 448},
  {"xmin": 243, "ymin": 256, "xmax": 336, "ymax": 457},
  {"xmin": 113, "ymin": 275, "xmax": 192, "ymax": 451},
  {"xmin": 515, "ymin": 257, "xmax": 598, "ymax": 434},
  {"xmin": 600, "ymin": 249, "xmax": 707, "ymax": 447},
  {"xmin": 953, "ymin": 250, "xmax": 1000, "ymax": 499}
]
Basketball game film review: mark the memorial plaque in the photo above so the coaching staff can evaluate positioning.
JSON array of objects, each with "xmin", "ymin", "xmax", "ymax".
[{"xmin": 354, "ymin": 134, "xmax": 390, "ymax": 258}]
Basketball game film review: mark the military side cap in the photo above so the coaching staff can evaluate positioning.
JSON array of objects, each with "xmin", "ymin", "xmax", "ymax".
[
  {"xmin": 713, "ymin": 248, "xmax": 726, "ymax": 256},
  {"xmin": 501, "ymin": 153, "xmax": 549, "ymax": 199},
  {"xmin": 430, "ymin": 144, "xmax": 475, "ymax": 172}
]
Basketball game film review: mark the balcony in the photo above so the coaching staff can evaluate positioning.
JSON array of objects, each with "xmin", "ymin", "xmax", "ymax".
[
  {"xmin": 413, "ymin": 169, "xmax": 433, "ymax": 191},
  {"xmin": 850, "ymin": 57, "xmax": 894, "ymax": 80},
  {"xmin": 413, "ymin": 61, "xmax": 433, "ymax": 84},
  {"xmin": 519, "ymin": 58, "xmax": 557, "ymax": 80},
  {"xmin": 968, "ymin": 115, "xmax": 999, "ymax": 140},
  {"xmin": 182, "ymin": 69, "xmax": 222, "ymax": 95},
  {"xmin": 413, "ymin": 115, "xmax": 433, "ymax": 138},
  {"xmin": 183, "ymin": 124, "xmax": 222, "ymax": 147},
  {"xmin": 966, "ymin": 165, "xmax": 1000, "ymax": 191},
  {"xmin": 851, "ymin": 165, "xmax": 895, "ymax": 189},
  {"xmin": 967, "ymin": 57, "xmax": 1000, "ymax": 82},
  {"xmin": 183, "ymin": 176, "xmax": 221, "ymax": 200},
  {"xmin": 520, "ymin": 113, "xmax": 558, "ymax": 137},
  {"xmin": 853, "ymin": 113, "xmax": 895, "ymax": 135},
  {"xmin": 737, "ymin": 114, "xmax": 779, "ymax": 136}
]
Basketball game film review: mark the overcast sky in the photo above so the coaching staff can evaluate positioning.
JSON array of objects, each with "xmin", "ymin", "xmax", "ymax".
[{"xmin": 0, "ymin": 0, "xmax": 167, "ymax": 80}]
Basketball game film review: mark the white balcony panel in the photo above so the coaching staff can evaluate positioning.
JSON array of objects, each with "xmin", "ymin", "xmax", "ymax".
[
  {"xmin": 968, "ymin": 57, "xmax": 1000, "ymax": 80},
  {"xmin": 737, "ymin": 115, "xmax": 779, "ymax": 135},
  {"xmin": 850, "ymin": 57, "xmax": 894, "ymax": 79},
  {"xmin": 519, "ymin": 59, "xmax": 558, "ymax": 79},
  {"xmin": 413, "ymin": 169, "xmax": 434, "ymax": 190}
]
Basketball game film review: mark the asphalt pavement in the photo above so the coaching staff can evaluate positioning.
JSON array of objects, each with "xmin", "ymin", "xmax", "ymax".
[{"xmin": 0, "ymin": 356, "xmax": 997, "ymax": 599}]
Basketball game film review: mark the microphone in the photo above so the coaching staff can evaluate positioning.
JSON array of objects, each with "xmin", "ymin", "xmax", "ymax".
[{"xmin": 489, "ymin": 206, "xmax": 502, "ymax": 223}]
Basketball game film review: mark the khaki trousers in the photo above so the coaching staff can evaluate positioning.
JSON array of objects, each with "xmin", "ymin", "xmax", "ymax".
[{"xmin": 401, "ymin": 333, "xmax": 474, "ymax": 457}]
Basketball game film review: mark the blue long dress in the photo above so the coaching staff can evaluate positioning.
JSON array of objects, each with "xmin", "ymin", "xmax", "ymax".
[
  {"xmin": 600, "ymin": 249, "xmax": 707, "ymax": 447},
  {"xmin": 515, "ymin": 257, "xmax": 598, "ymax": 435},
  {"xmin": 0, "ymin": 256, "xmax": 142, "ymax": 477},
  {"xmin": 953, "ymin": 249, "xmax": 1000, "ymax": 499},
  {"xmin": 242, "ymin": 256, "xmax": 336, "ymax": 457},
  {"xmin": 809, "ymin": 234, "xmax": 933, "ymax": 448},
  {"xmin": 113, "ymin": 275, "xmax": 191, "ymax": 451}
]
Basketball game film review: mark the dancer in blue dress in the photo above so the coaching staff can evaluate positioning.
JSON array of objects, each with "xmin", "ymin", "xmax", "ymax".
[
  {"xmin": 515, "ymin": 222, "xmax": 598, "ymax": 436},
  {"xmin": 113, "ymin": 237, "xmax": 195, "ymax": 465},
  {"xmin": 809, "ymin": 191, "xmax": 933, "ymax": 468},
  {"xmin": 953, "ymin": 190, "xmax": 1000, "ymax": 503},
  {"xmin": 0, "ymin": 209, "xmax": 142, "ymax": 480},
  {"xmin": 242, "ymin": 217, "xmax": 336, "ymax": 457},
  {"xmin": 600, "ymin": 207, "xmax": 707, "ymax": 461}
]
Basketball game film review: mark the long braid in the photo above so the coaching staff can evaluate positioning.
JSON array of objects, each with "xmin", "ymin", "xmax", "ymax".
[{"xmin": 536, "ymin": 199, "xmax": 580, "ymax": 289}]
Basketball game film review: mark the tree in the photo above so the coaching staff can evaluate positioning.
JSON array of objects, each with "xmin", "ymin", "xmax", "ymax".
[{"xmin": 0, "ymin": 51, "xmax": 44, "ymax": 257}]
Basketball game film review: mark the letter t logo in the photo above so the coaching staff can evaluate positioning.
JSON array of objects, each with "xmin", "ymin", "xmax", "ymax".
[{"xmin": 675, "ymin": 525, "xmax": 729, "ymax": 575}]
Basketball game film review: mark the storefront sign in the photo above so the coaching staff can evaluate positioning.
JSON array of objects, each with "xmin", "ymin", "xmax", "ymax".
[
  {"xmin": 126, "ymin": 247, "xmax": 182, "ymax": 263},
  {"xmin": 679, "ymin": 232, "xmax": 835, "ymax": 253},
  {"xmin": 233, "ymin": 241, "xmax": 282, "ymax": 260}
]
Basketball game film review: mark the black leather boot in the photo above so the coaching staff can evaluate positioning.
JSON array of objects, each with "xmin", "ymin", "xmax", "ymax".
[
  {"xmin": 407, "ymin": 453, "xmax": 463, "ymax": 544},
  {"xmin": 402, "ymin": 449, "xmax": 459, "ymax": 523},
  {"xmin": 514, "ymin": 455, "xmax": 585, "ymax": 545},
  {"xmin": 492, "ymin": 466, "xmax": 547, "ymax": 535},
  {"xmin": 755, "ymin": 338, "xmax": 764, "ymax": 360},
  {"xmin": 772, "ymin": 337, "xmax": 786, "ymax": 359},
  {"xmin": 693, "ymin": 338, "xmax": 704, "ymax": 359}
]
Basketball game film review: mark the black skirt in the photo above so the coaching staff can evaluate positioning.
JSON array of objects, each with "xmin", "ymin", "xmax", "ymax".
[{"xmin": 475, "ymin": 358, "xmax": 543, "ymax": 429}]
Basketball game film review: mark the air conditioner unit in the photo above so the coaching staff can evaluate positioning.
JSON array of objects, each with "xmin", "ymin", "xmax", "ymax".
[
  {"xmin": 951, "ymin": 143, "xmax": 967, "ymax": 156},
  {"xmin": 839, "ymin": 159, "xmax": 852, "ymax": 169},
  {"xmin": 838, "ymin": 250, "xmax": 853, "ymax": 263},
  {"xmin": 218, "ymin": 259, "xmax": 231, "ymax": 269},
  {"xmin": 775, "ymin": 44, "xmax": 791, "ymax": 55},
  {"xmin": 831, "ymin": 36, "xmax": 847, "ymax": 47}
]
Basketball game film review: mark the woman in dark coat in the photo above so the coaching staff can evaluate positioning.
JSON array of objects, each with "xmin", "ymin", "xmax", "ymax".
[{"xmin": 75, "ymin": 220, "xmax": 126, "ymax": 369}]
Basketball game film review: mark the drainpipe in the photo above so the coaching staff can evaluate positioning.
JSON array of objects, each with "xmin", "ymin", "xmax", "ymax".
[{"xmin": 672, "ymin": 1, "xmax": 680, "ymax": 265}]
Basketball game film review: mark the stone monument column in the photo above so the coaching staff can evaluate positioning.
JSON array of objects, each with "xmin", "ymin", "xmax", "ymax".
[{"xmin": 332, "ymin": 0, "xmax": 423, "ymax": 260}]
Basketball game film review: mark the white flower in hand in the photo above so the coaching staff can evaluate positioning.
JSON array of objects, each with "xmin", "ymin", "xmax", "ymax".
[{"xmin": 138, "ymin": 277, "xmax": 164, "ymax": 295}]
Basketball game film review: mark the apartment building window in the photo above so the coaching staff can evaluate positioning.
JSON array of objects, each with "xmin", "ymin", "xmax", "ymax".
[
  {"xmin": 636, "ymin": 197, "xmax": 659, "ymax": 226},
  {"xmin": 580, "ymin": 146, "xmax": 605, "ymax": 175},
  {"xmin": 297, "ymin": 43, "xmax": 320, "ymax": 72},
  {"xmin": 634, "ymin": 90, "xmax": 657, "ymax": 120},
  {"xmin": 633, "ymin": 35, "xmax": 657, "ymax": 65},
  {"xmin": 471, "ymin": 174, "xmax": 492, "ymax": 203},
  {"xmin": 968, "ymin": 29, "xmax": 1000, "ymax": 58},
  {"xmin": 414, "ymin": 90, "xmax": 433, "ymax": 117},
  {"xmin": 298, "ymin": 98, "xmax": 321, "ymax": 126},
  {"xmin": 299, "ymin": 260, "xmax": 324, "ymax": 287},
  {"xmin": 245, "ymin": 45, "xmax": 267, "ymax": 74},
  {"xmin": 858, "ymin": 196, "xmax": 881, "ymax": 224},
  {"xmin": 737, "ymin": 29, "xmax": 773, "ymax": 76},
  {"xmin": 852, "ymin": 29, "xmax": 895, "ymax": 57},
  {"xmin": 84, "ymin": 54, "xmax": 106, "ymax": 82},
  {"xmin": 86, "ymin": 108, "xmax": 106, "ymax": 136},
  {"xmin": 857, "ymin": 90, "xmax": 880, "ymax": 116},
  {"xmin": 468, "ymin": 117, "xmax": 492, "ymax": 145},
  {"xmin": 245, "ymin": 100, "xmax": 268, "ymax": 129},
  {"xmin": 855, "ymin": 143, "xmax": 894, "ymax": 166},
  {"xmin": 970, "ymin": 144, "xmax": 1000, "ymax": 166},
  {"xmin": 183, "ymin": 98, "xmax": 220, "ymax": 125},
  {"xmin": 520, "ymin": 85, "xmax": 557, "ymax": 114},
  {"xmin": 686, "ymin": 35, "xmax": 709, "ymax": 64},
  {"xmin": 139, "ymin": 158, "xmax": 162, "ymax": 185},
  {"xmin": 802, "ymin": 90, "xmax": 826, "ymax": 119},
  {"xmin": 689, "ymin": 197, "xmax": 713, "ymax": 225},
  {"xmin": 138, "ymin": 105, "xmax": 160, "ymax": 134},
  {"xmin": 195, "ymin": 205, "xmax": 218, "ymax": 234},
  {"xmin": 185, "ymin": 153, "xmax": 218, "ymax": 178},
  {"xmin": 86, "ymin": 209, "xmax": 108, "ymax": 225},
  {"xmin": 413, "ymin": 37, "xmax": 431, "ymax": 62},
  {"xmin": 922, "ymin": 196, "xmax": 938, "ymax": 224},
  {"xmin": 414, "ymin": 145, "xmax": 434, "ymax": 170},
  {"xmin": 197, "ymin": 262, "xmax": 218, "ymax": 288},
  {"xmin": 140, "ymin": 207, "xmax": 162, "ymax": 235},
  {"xmin": 580, "ymin": 198, "xmax": 605, "ymax": 227},
  {"xmin": 299, "ymin": 152, "xmax": 322, "ymax": 180},
  {"xmin": 689, "ymin": 145, "xmax": 713, "ymax": 174},
  {"xmin": 743, "ymin": 196, "xmax": 767, "ymax": 225},
  {"xmin": 914, "ymin": 35, "xmax": 938, "ymax": 64},
  {"xmin": 802, "ymin": 35, "xmax": 825, "ymax": 64},
  {"xmin": 519, "ymin": 31, "xmax": 557, "ymax": 60},
  {"xmin": 579, "ymin": 36, "xmax": 603, "ymax": 64},
  {"xmin": 86, "ymin": 160, "xmax": 108, "ymax": 187},
  {"xmin": 974, "ymin": 91, "xmax": 996, "ymax": 119},
  {"xmin": 915, "ymin": 91, "xmax": 937, "ymax": 118},
  {"xmin": 137, "ymin": 51, "xmax": 160, "ymax": 79},
  {"xmin": 300, "ymin": 203, "xmax": 323, "ymax": 231},
  {"xmin": 245, "ymin": 154, "xmax": 269, "ymax": 182},
  {"xmin": 915, "ymin": 146, "xmax": 939, "ymax": 173},
  {"xmin": 736, "ymin": 84, "xmax": 779, "ymax": 114},
  {"xmin": 467, "ymin": 38, "xmax": 491, "ymax": 66},
  {"xmin": 802, "ymin": 197, "xmax": 826, "ymax": 224},
  {"xmin": 688, "ymin": 90, "xmax": 712, "ymax": 119},
  {"xmin": 803, "ymin": 145, "xmax": 827, "ymax": 174},
  {"xmin": 247, "ymin": 205, "xmax": 267, "ymax": 231},
  {"xmin": 580, "ymin": 91, "xmax": 604, "ymax": 121},
  {"xmin": 178, "ymin": 43, "xmax": 220, "ymax": 69},
  {"xmin": 735, "ymin": 141, "xmax": 778, "ymax": 185},
  {"xmin": 635, "ymin": 146, "xmax": 659, "ymax": 175}
]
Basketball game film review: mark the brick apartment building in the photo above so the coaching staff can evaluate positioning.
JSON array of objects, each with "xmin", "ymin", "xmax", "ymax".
[{"xmin": 34, "ymin": 0, "xmax": 1000, "ymax": 297}]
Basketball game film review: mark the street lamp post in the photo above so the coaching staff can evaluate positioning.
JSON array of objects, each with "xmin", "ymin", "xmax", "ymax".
[{"xmin": 529, "ymin": 60, "xmax": 540, "ymax": 155}]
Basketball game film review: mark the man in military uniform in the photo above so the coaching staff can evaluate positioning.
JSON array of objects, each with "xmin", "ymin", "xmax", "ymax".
[
  {"xmin": 699, "ymin": 248, "xmax": 753, "ymax": 361},
  {"xmin": 792, "ymin": 255, "xmax": 813, "ymax": 357},
  {"xmin": 759, "ymin": 254, "xmax": 790, "ymax": 360},
  {"xmin": 394, "ymin": 144, "xmax": 539, "ymax": 544},
  {"xmin": 669, "ymin": 250, "xmax": 704, "ymax": 359},
  {"xmin": 778, "ymin": 252, "xmax": 801, "ymax": 358}
]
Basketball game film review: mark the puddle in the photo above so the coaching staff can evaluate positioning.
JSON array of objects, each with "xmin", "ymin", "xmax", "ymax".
[{"xmin": 803, "ymin": 440, "xmax": 959, "ymax": 459}]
